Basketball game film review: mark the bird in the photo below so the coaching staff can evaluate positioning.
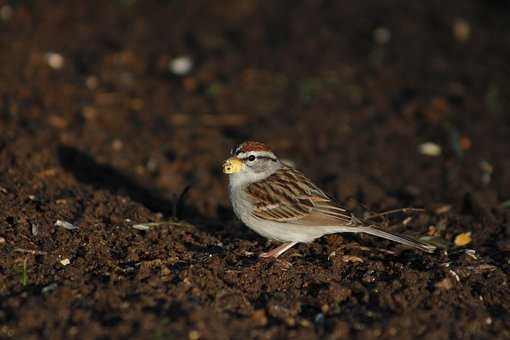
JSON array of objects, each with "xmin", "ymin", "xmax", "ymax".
[{"xmin": 222, "ymin": 141, "xmax": 436, "ymax": 258}]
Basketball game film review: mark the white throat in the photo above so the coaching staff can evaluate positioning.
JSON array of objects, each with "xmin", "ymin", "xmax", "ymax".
[{"xmin": 228, "ymin": 161, "xmax": 282, "ymax": 189}]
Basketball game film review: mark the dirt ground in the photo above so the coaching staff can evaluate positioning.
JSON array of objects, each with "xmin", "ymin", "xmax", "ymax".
[{"xmin": 1, "ymin": 1, "xmax": 510, "ymax": 339}]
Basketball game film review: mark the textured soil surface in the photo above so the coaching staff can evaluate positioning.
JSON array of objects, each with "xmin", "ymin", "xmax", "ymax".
[{"xmin": 1, "ymin": 1, "xmax": 510, "ymax": 339}]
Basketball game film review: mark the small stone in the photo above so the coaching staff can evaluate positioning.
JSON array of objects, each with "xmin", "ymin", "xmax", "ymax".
[
  {"xmin": 45, "ymin": 52, "xmax": 65, "ymax": 69},
  {"xmin": 169, "ymin": 56, "xmax": 193, "ymax": 76},
  {"xmin": 60, "ymin": 258, "xmax": 71, "ymax": 266},
  {"xmin": 55, "ymin": 220, "xmax": 79, "ymax": 230},
  {"xmin": 419, "ymin": 142, "xmax": 442, "ymax": 156}
]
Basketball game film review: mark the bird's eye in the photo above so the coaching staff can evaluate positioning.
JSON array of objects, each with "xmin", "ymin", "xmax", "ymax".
[{"xmin": 248, "ymin": 155, "xmax": 256, "ymax": 161}]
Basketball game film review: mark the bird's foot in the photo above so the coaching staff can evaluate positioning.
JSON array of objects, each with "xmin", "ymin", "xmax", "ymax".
[{"xmin": 259, "ymin": 241, "xmax": 298, "ymax": 258}]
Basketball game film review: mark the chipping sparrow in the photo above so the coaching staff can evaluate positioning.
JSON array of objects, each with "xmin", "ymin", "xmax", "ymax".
[{"xmin": 223, "ymin": 141, "xmax": 436, "ymax": 258}]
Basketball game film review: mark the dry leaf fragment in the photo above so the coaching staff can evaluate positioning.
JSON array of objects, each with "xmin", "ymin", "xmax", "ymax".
[
  {"xmin": 434, "ymin": 205, "xmax": 452, "ymax": 214},
  {"xmin": 454, "ymin": 232, "xmax": 472, "ymax": 246},
  {"xmin": 342, "ymin": 255, "xmax": 364, "ymax": 263}
]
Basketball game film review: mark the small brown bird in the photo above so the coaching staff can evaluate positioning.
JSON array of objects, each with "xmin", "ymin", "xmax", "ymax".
[{"xmin": 223, "ymin": 141, "xmax": 436, "ymax": 258}]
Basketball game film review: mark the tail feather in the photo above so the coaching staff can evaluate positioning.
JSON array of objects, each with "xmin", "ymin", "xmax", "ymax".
[{"xmin": 356, "ymin": 226, "xmax": 436, "ymax": 253}]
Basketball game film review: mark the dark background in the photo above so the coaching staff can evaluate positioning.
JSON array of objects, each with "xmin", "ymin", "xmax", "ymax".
[{"xmin": 0, "ymin": 1, "xmax": 509, "ymax": 339}]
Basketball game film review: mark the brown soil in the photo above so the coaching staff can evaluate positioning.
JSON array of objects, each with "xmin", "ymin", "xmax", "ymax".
[{"xmin": 1, "ymin": 1, "xmax": 510, "ymax": 339}]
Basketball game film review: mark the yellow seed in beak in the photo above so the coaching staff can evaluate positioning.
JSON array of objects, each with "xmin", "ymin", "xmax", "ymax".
[{"xmin": 223, "ymin": 158, "xmax": 244, "ymax": 174}]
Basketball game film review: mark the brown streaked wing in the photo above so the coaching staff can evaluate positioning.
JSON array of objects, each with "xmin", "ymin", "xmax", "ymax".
[{"xmin": 246, "ymin": 167, "xmax": 354, "ymax": 226}]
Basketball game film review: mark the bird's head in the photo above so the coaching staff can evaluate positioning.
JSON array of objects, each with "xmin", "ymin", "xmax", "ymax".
[{"xmin": 223, "ymin": 141, "xmax": 281, "ymax": 187}]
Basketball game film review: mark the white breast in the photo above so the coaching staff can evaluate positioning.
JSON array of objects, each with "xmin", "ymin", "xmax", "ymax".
[{"xmin": 228, "ymin": 183, "xmax": 334, "ymax": 243}]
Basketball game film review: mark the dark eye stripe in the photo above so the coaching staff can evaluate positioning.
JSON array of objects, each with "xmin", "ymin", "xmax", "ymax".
[{"xmin": 240, "ymin": 156, "xmax": 277, "ymax": 162}]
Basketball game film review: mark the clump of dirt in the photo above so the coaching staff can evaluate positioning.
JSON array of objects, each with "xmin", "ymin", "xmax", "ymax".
[{"xmin": 1, "ymin": 1, "xmax": 509, "ymax": 339}]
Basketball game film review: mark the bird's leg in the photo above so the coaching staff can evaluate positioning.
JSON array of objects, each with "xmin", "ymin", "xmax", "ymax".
[{"xmin": 259, "ymin": 242, "xmax": 298, "ymax": 258}]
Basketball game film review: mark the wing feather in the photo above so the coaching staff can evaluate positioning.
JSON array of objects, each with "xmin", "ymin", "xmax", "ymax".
[{"xmin": 246, "ymin": 167, "xmax": 354, "ymax": 226}]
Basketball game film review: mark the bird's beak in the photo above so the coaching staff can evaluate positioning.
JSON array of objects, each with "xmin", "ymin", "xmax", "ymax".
[{"xmin": 223, "ymin": 157, "xmax": 244, "ymax": 174}]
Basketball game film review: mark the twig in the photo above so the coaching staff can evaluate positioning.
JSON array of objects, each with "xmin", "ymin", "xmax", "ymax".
[
  {"xmin": 366, "ymin": 207, "xmax": 425, "ymax": 220},
  {"xmin": 13, "ymin": 248, "xmax": 48, "ymax": 255},
  {"xmin": 132, "ymin": 220, "xmax": 195, "ymax": 231},
  {"xmin": 173, "ymin": 184, "xmax": 192, "ymax": 219}
]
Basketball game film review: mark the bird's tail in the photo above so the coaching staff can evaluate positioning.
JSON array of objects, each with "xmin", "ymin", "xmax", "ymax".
[{"xmin": 351, "ymin": 225, "xmax": 436, "ymax": 253}]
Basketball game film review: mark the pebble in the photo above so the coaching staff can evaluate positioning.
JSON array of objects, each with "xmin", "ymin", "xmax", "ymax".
[
  {"xmin": 169, "ymin": 56, "xmax": 193, "ymax": 76},
  {"xmin": 60, "ymin": 258, "xmax": 71, "ymax": 266},
  {"xmin": 418, "ymin": 142, "xmax": 442, "ymax": 156},
  {"xmin": 55, "ymin": 220, "xmax": 79, "ymax": 230},
  {"xmin": 45, "ymin": 52, "xmax": 65, "ymax": 69}
]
